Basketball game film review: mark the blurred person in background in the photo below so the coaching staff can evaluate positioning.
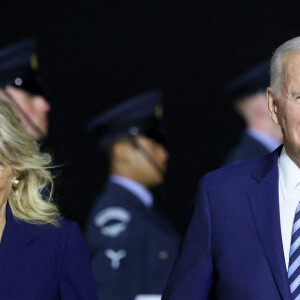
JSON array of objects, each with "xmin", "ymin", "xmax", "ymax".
[
  {"xmin": 223, "ymin": 60, "xmax": 282, "ymax": 165},
  {"xmin": 0, "ymin": 39, "xmax": 50, "ymax": 141},
  {"xmin": 85, "ymin": 90, "xmax": 179, "ymax": 300}
]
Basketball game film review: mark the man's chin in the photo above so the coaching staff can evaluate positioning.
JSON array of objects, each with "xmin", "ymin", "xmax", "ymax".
[{"xmin": 29, "ymin": 128, "xmax": 47, "ymax": 141}]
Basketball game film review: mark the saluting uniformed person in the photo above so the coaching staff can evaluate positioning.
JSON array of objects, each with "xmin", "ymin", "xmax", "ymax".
[
  {"xmin": 0, "ymin": 39, "xmax": 51, "ymax": 141},
  {"xmin": 85, "ymin": 90, "xmax": 179, "ymax": 300}
]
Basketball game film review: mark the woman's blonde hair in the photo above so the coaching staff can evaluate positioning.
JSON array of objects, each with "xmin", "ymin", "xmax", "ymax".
[{"xmin": 0, "ymin": 99, "xmax": 60, "ymax": 226}]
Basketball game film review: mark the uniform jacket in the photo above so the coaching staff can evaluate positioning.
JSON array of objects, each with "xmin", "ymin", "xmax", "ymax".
[
  {"xmin": 163, "ymin": 147, "xmax": 292, "ymax": 300},
  {"xmin": 224, "ymin": 131, "xmax": 269, "ymax": 165},
  {"xmin": 85, "ymin": 180, "xmax": 179, "ymax": 300},
  {"xmin": 0, "ymin": 205, "xmax": 97, "ymax": 300}
]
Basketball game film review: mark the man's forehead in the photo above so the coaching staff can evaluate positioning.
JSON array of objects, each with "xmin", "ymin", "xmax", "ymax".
[
  {"xmin": 281, "ymin": 52, "xmax": 300, "ymax": 89},
  {"xmin": 283, "ymin": 52, "xmax": 300, "ymax": 72}
]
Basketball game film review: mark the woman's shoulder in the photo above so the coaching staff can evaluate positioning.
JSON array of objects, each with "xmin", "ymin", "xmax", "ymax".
[{"xmin": 23, "ymin": 217, "xmax": 83, "ymax": 247}]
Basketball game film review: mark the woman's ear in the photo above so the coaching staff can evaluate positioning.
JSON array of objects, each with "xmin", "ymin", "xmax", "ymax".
[{"xmin": 12, "ymin": 169, "xmax": 20, "ymax": 180}]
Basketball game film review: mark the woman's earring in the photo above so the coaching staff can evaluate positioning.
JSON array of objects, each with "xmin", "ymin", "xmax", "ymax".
[{"xmin": 12, "ymin": 179, "xmax": 21, "ymax": 189}]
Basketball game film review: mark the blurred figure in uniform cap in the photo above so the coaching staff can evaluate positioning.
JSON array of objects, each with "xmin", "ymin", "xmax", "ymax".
[
  {"xmin": 223, "ymin": 60, "xmax": 282, "ymax": 165},
  {"xmin": 84, "ymin": 90, "xmax": 179, "ymax": 300},
  {"xmin": 0, "ymin": 39, "xmax": 50, "ymax": 141}
]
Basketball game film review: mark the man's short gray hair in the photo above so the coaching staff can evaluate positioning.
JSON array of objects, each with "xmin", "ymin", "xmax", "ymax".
[{"xmin": 271, "ymin": 37, "xmax": 300, "ymax": 98}]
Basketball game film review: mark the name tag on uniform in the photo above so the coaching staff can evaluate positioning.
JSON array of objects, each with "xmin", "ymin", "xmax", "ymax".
[{"xmin": 135, "ymin": 295, "xmax": 161, "ymax": 300}]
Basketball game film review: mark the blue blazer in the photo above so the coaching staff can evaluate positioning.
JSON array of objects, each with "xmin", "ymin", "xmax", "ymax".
[
  {"xmin": 163, "ymin": 147, "xmax": 292, "ymax": 300},
  {"xmin": 0, "ymin": 205, "xmax": 98, "ymax": 299}
]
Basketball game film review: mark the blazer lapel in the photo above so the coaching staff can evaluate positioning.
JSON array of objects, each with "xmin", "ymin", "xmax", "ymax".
[
  {"xmin": 248, "ymin": 148, "xmax": 291, "ymax": 300},
  {"xmin": 0, "ymin": 204, "xmax": 42, "ymax": 261}
]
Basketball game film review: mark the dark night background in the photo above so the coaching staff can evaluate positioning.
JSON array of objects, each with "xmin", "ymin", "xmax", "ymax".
[{"xmin": 0, "ymin": 1, "xmax": 298, "ymax": 234}]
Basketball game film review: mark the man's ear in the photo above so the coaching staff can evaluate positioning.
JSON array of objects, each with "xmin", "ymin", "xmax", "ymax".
[
  {"xmin": 0, "ymin": 88, "xmax": 7, "ymax": 100},
  {"xmin": 267, "ymin": 88, "xmax": 280, "ymax": 125},
  {"xmin": 111, "ymin": 141, "xmax": 132, "ymax": 163}
]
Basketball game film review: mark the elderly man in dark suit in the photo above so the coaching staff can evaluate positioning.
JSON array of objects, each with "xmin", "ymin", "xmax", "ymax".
[
  {"xmin": 162, "ymin": 37, "xmax": 300, "ymax": 300},
  {"xmin": 85, "ymin": 90, "xmax": 179, "ymax": 300}
]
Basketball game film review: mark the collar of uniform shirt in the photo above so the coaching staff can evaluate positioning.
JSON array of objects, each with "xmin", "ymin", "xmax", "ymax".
[
  {"xmin": 278, "ymin": 146, "xmax": 300, "ymax": 198},
  {"xmin": 110, "ymin": 174, "xmax": 153, "ymax": 208},
  {"xmin": 247, "ymin": 128, "xmax": 282, "ymax": 152}
]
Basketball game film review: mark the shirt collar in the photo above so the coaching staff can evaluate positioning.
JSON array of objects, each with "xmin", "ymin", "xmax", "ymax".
[
  {"xmin": 110, "ymin": 175, "xmax": 153, "ymax": 208},
  {"xmin": 247, "ymin": 128, "xmax": 282, "ymax": 152},
  {"xmin": 278, "ymin": 146, "xmax": 300, "ymax": 197}
]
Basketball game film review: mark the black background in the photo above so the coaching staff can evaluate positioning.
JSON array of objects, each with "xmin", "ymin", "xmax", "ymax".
[{"xmin": 0, "ymin": 1, "xmax": 298, "ymax": 233}]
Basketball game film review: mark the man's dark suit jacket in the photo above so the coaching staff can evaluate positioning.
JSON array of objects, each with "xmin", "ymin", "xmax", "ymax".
[
  {"xmin": 0, "ymin": 205, "xmax": 97, "ymax": 299},
  {"xmin": 224, "ymin": 131, "xmax": 269, "ymax": 165},
  {"xmin": 163, "ymin": 147, "xmax": 293, "ymax": 299}
]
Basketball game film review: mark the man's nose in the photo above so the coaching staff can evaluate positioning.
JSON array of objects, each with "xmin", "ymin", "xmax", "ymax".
[
  {"xmin": 35, "ymin": 95, "xmax": 51, "ymax": 112},
  {"xmin": 159, "ymin": 145, "xmax": 169, "ymax": 161}
]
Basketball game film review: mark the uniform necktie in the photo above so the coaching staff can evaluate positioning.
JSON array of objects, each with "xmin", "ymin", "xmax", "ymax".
[{"xmin": 288, "ymin": 202, "xmax": 300, "ymax": 299}]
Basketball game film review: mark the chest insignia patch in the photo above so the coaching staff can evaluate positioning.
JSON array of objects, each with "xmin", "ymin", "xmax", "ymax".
[
  {"xmin": 105, "ymin": 248, "xmax": 127, "ymax": 269},
  {"xmin": 94, "ymin": 206, "xmax": 132, "ymax": 238}
]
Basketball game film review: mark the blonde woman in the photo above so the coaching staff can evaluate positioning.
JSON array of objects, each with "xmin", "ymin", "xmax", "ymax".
[{"xmin": 0, "ymin": 99, "xmax": 97, "ymax": 299}]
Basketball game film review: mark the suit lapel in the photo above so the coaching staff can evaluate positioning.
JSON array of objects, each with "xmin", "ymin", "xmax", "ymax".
[
  {"xmin": 0, "ymin": 205, "xmax": 53, "ymax": 299},
  {"xmin": 0, "ymin": 204, "xmax": 42, "ymax": 261},
  {"xmin": 248, "ymin": 148, "xmax": 291, "ymax": 300}
]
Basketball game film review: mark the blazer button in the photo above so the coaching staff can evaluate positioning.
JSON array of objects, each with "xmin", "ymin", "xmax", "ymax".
[{"xmin": 159, "ymin": 250, "xmax": 168, "ymax": 260}]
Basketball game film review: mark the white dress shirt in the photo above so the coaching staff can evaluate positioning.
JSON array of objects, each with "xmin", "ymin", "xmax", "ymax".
[
  {"xmin": 110, "ymin": 175, "xmax": 153, "ymax": 208},
  {"xmin": 278, "ymin": 147, "xmax": 300, "ymax": 269}
]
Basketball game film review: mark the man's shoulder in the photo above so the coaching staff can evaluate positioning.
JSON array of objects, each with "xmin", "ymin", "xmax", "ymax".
[
  {"xmin": 200, "ymin": 150, "xmax": 279, "ymax": 197},
  {"xmin": 190, "ymin": 156, "xmax": 273, "ymax": 210},
  {"xmin": 207, "ymin": 156, "xmax": 262, "ymax": 180},
  {"xmin": 90, "ymin": 188, "xmax": 141, "ymax": 222},
  {"xmin": 200, "ymin": 156, "xmax": 269, "ymax": 194}
]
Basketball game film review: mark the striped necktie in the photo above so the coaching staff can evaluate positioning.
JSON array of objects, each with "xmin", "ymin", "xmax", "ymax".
[{"xmin": 288, "ymin": 202, "xmax": 300, "ymax": 299}]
